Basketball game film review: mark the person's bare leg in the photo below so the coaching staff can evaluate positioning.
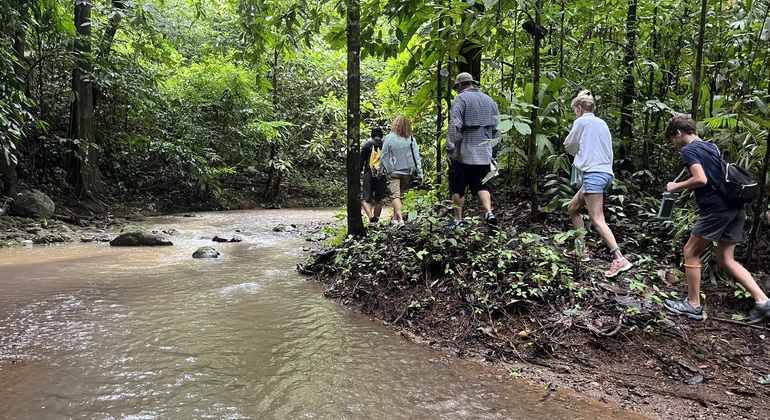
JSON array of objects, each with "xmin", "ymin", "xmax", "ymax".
[
  {"xmin": 477, "ymin": 190, "xmax": 492, "ymax": 214},
  {"xmin": 362, "ymin": 200, "xmax": 373, "ymax": 220},
  {"xmin": 567, "ymin": 190, "xmax": 587, "ymax": 248},
  {"xmin": 682, "ymin": 234, "xmax": 712, "ymax": 307},
  {"xmin": 451, "ymin": 193, "xmax": 465, "ymax": 221},
  {"xmin": 391, "ymin": 197, "xmax": 403, "ymax": 222},
  {"xmin": 373, "ymin": 201, "xmax": 383, "ymax": 219},
  {"xmin": 716, "ymin": 241, "xmax": 769, "ymax": 303},
  {"xmin": 583, "ymin": 193, "xmax": 624, "ymax": 260},
  {"xmin": 567, "ymin": 190, "xmax": 586, "ymax": 230}
]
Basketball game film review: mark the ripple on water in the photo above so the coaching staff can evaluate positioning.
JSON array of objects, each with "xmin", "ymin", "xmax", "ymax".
[
  {"xmin": 0, "ymin": 294, "xmax": 96, "ymax": 361},
  {"xmin": 218, "ymin": 282, "xmax": 262, "ymax": 302}
]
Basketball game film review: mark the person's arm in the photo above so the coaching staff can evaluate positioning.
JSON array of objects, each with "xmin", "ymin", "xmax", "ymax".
[
  {"xmin": 491, "ymin": 102, "xmax": 502, "ymax": 157},
  {"xmin": 667, "ymin": 164, "xmax": 707, "ymax": 193},
  {"xmin": 360, "ymin": 141, "xmax": 370, "ymax": 172},
  {"xmin": 564, "ymin": 119, "xmax": 582, "ymax": 156},
  {"xmin": 377, "ymin": 137, "xmax": 391, "ymax": 175},
  {"xmin": 447, "ymin": 98, "xmax": 465, "ymax": 157},
  {"xmin": 412, "ymin": 138, "xmax": 424, "ymax": 179}
]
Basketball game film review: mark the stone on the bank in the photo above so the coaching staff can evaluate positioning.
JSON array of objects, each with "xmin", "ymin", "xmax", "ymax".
[
  {"xmin": 110, "ymin": 226, "xmax": 173, "ymax": 246},
  {"xmin": 193, "ymin": 246, "xmax": 220, "ymax": 258},
  {"xmin": 125, "ymin": 213, "xmax": 145, "ymax": 221},
  {"xmin": 9, "ymin": 189, "xmax": 56, "ymax": 219}
]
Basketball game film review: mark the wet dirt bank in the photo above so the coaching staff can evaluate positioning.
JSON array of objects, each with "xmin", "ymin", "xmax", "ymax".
[{"xmin": 305, "ymin": 206, "xmax": 770, "ymax": 420}]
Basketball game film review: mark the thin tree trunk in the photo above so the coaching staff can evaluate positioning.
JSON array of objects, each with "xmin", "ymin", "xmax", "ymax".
[
  {"xmin": 558, "ymin": 0, "xmax": 564, "ymax": 77},
  {"xmin": 642, "ymin": 6, "xmax": 659, "ymax": 171},
  {"xmin": 435, "ymin": 60, "xmax": 443, "ymax": 188},
  {"xmin": 690, "ymin": 0, "xmax": 707, "ymax": 119},
  {"xmin": 346, "ymin": 0, "xmax": 363, "ymax": 237},
  {"xmin": 619, "ymin": 0, "xmax": 636, "ymax": 145},
  {"xmin": 458, "ymin": 3, "xmax": 484, "ymax": 77},
  {"xmin": 528, "ymin": 2, "xmax": 542, "ymax": 216},
  {"xmin": 265, "ymin": 48, "xmax": 280, "ymax": 201}
]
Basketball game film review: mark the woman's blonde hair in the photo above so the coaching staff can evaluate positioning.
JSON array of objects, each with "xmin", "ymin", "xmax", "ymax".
[
  {"xmin": 570, "ymin": 90, "xmax": 596, "ymax": 113},
  {"xmin": 391, "ymin": 115, "xmax": 413, "ymax": 138}
]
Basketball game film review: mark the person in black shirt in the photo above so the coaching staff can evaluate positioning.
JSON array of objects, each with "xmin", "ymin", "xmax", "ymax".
[{"xmin": 360, "ymin": 126, "xmax": 387, "ymax": 222}]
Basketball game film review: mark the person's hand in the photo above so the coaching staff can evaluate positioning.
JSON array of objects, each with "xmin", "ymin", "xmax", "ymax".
[
  {"xmin": 446, "ymin": 156, "xmax": 453, "ymax": 166},
  {"xmin": 666, "ymin": 182, "xmax": 678, "ymax": 193}
]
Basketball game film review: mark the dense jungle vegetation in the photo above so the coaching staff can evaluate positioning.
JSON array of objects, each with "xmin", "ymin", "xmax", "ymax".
[
  {"xmin": 3, "ymin": 1, "xmax": 770, "ymax": 415},
  {"xmin": 1, "ymin": 0, "xmax": 768, "ymax": 235}
]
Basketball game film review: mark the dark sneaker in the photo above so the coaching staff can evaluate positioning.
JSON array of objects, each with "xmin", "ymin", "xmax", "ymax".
[
  {"xmin": 485, "ymin": 211, "xmax": 497, "ymax": 225},
  {"xmin": 446, "ymin": 220, "xmax": 464, "ymax": 230},
  {"xmin": 663, "ymin": 298, "xmax": 704, "ymax": 321},
  {"xmin": 746, "ymin": 300, "xmax": 770, "ymax": 325}
]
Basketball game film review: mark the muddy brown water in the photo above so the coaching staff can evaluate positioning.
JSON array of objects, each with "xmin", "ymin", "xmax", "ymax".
[{"xmin": 0, "ymin": 209, "xmax": 647, "ymax": 419}]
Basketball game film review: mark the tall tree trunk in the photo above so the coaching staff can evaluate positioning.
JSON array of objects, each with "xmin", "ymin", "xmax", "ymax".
[
  {"xmin": 527, "ymin": 2, "xmax": 542, "ymax": 216},
  {"xmin": 618, "ymin": 0, "xmax": 637, "ymax": 167},
  {"xmin": 98, "ymin": 0, "xmax": 125, "ymax": 62},
  {"xmin": 690, "ymin": 0, "xmax": 707, "ymax": 119},
  {"xmin": 435, "ymin": 59, "xmax": 444, "ymax": 188},
  {"xmin": 346, "ymin": 0, "xmax": 363, "ymax": 237},
  {"xmin": 458, "ymin": 44, "xmax": 482, "ymax": 78},
  {"xmin": 642, "ymin": 6, "xmax": 659, "ymax": 171},
  {"xmin": 458, "ymin": 2, "xmax": 484, "ymax": 78},
  {"xmin": 93, "ymin": 0, "xmax": 126, "ymax": 110},
  {"xmin": 558, "ymin": 0, "xmax": 564, "ymax": 77},
  {"xmin": 265, "ymin": 48, "xmax": 280, "ymax": 201},
  {"xmin": 68, "ymin": 1, "xmax": 106, "ymax": 212}
]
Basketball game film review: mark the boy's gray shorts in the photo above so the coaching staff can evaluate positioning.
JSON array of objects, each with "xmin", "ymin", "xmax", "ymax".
[{"xmin": 692, "ymin": 209, "xmax": 746, "ymax": 243}]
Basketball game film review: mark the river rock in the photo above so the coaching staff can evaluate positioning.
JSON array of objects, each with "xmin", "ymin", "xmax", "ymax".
[
  {"xmin": 110, "ymin": 226, "xmax": 173, "ymax": 246},
  {"xmin": 212, "ymin": 234, "xmax": 243, "ymax": 243},
  {"xmin": 9, "ymin": 189, "xmax": 55, "ymax": 219},
  {"xmin": 192, "ymin": 246, "xmax": 220, "ymax": 258},
  {"xmin": 81, "ymin": 234, "xmax": 113, "ymax": 243},
  {"xmin": 273, "ymin": 224, "xmax": 297, "ymax": 232}
]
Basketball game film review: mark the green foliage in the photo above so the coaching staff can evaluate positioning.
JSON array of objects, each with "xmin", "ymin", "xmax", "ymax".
[
  {"xmin": 1, "ymin": 0, "xmax": 768, "ymax": 230},
  {"xmin": 319, "ymin": 205, "xmax": 620, "ymax": 320}
]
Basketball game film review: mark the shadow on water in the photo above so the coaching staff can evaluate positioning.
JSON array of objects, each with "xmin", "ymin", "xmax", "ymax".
[{"xmin": 0, "ymin": 209, "xmax": 648, "ymax": 419}]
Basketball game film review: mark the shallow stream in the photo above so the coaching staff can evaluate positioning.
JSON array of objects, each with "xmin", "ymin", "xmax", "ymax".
[{"xmin": 0, "ymin": 209, "xmax": 644, "ymax": 419}]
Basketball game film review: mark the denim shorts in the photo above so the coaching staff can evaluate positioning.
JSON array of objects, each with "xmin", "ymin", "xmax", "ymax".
[
  {"xmin": 692, "ymin": 209, "xmax": 746, "ymax": 243},
  {"xmin": 582, "ymin": 172, "xmax": 613, "ymax": 194}
]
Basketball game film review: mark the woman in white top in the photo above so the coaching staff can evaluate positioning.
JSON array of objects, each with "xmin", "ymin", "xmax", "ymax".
[{"xmin": 563, "ymin": 90, "xmax": 632, "ymax": 278}]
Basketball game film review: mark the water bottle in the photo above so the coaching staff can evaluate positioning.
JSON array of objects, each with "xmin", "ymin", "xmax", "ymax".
[
  {"xmin": 657, "ymin": 191, "xmax": 678, "ymax": 220},
  {"xmin": 656, "ymin": 169, "xmax": 688, "ymax": 220}
]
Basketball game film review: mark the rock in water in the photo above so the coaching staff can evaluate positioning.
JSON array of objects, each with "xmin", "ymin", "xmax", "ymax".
[{"xmin": 193, "ymin": 246, "xmax": 220, "ymax": 259}]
